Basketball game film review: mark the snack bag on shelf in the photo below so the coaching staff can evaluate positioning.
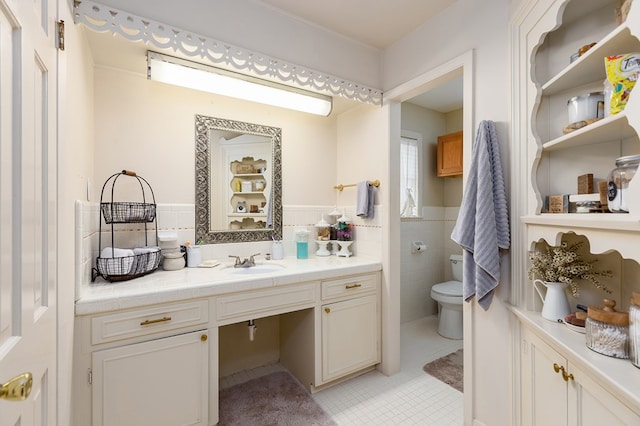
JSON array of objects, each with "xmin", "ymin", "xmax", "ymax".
[{"xmin": 605, "ymin": 53, "xmax": 640, "ymax": 115}]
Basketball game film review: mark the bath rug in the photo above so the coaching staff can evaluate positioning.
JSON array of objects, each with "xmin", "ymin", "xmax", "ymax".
[
  {"xmin": 218, "ymin": 371, "xmax": 337, "ymax": 425},
  {"xmin": 423, "ymin": 349, "xmax": 463, "ymax": 392}
]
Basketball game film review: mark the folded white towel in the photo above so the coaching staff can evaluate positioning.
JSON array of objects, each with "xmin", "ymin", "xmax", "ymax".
[
  {"xmin": 133, "ymin": 246, "xmax": 160, "ymax": 272},
  {"xmin": 133, "ymin": 246, "xmax": 160, "ymax": 255},
  {"xmin": 100, "ymin": 247, "xmax": 135, "ymax": 258},
  {"xmin": 99, "ymin": 247, "xmax": 135, "ymax": 275},
  {"xmin": 356, "ymin": 181, "xmax": 375, "ymax": 219}
]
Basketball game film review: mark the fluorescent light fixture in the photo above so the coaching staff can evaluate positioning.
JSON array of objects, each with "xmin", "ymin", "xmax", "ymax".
[{"xmin": 147, "ymin": 51, "xmax": 332, "ymax": 116}]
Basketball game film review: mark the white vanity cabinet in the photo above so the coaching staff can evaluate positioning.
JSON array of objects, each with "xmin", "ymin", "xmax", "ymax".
[
  {"xmin": 74, "ymin": 264, "xmax": 382, "ymax": 425},
  {"xmin": 520, "ymin": 327, "xmax": 638, "ymax": 426},
  {"xmin": 512, "ymin": 0, "xmax": 640, "ymax": 421},
  {"xmin": 92, "ymin": 330, "xmax": 210, "ymax": 426},
  {"xmin": 73, "ymin": 300, "xmax": 217, "ymax": 426},
  {"xmin": 320, "ymin": 273, "xmax": 380, "ymax": 384}
]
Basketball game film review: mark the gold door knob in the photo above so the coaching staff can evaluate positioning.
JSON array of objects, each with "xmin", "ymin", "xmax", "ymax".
[
  {"xmin": 201, "ymin": 334, "xmax": 208, "ymax": 342},
  {"xmin": 325, "ymin": 307, "xmax": 330, "ymax": 314},
  {"xmin": 561, "ymin": 369, "xmax": 574, "ymax": 382},
  {"xmin": 0, "ymin": 372, "xmax": 33, "ymax": 401},
  {"xmin": 553, "ymin": 363, "xmax": 574, "ymax": 382}
]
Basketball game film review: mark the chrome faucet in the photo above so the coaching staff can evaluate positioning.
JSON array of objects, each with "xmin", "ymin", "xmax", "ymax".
[{"xmin": 229, "ymin": 253, "xmax": 260, "ymax": 268}]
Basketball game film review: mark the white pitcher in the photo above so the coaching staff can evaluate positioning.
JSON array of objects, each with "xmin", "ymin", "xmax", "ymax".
[{"xmin": 533, "ymin": 279, "xmax": 571, "ymax": 321}]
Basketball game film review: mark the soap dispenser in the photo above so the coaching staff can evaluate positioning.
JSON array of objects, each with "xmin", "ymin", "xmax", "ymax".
[{"xmin": 295, "ymin": 229, "xmax": 310, "ymax": 259}]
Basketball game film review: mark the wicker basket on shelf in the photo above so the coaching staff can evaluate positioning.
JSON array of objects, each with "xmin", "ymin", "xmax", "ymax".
[{"xmin": 92, "ymin": 170, "xmax": 160, "ymax": 283}]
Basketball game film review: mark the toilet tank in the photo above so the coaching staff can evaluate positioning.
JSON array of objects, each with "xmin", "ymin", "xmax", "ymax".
[{"xmin": 449, "ymin": 254, "xmax": 463, "ymax": 281}]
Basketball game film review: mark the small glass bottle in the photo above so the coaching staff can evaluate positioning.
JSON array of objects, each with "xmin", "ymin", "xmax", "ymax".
[{"xmin": 607, "ymin": 154, "xmax": 640, "ymax": 212}]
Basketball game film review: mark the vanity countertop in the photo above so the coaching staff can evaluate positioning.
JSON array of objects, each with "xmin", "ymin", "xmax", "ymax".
[{"xmin": 76, "ymin": 256, "xmax": 382, "ymax": 315}]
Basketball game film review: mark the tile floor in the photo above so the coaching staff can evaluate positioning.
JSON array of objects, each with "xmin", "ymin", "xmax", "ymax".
[
  {"xmin": 312, "ymin": 315, "xmax": 463, "ymax": 425},
  {"xmin": 220, "ymin": 315, "xmax": 464, "ymax": 425}
]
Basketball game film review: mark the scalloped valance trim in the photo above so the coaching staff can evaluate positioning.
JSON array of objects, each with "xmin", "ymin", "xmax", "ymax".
[{"xmin": 73, "ymin": 0, "xmax": 383, "ymax": 106}]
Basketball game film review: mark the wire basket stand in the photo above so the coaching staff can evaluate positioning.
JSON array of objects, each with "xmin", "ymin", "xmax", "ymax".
[{"xmin": 92, "ymin": 170, "xmax": 160, "ymax": 282}]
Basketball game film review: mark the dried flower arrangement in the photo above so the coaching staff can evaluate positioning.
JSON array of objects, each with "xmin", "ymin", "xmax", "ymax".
[{"xmin": 528, "ymin": 241, "xmax": 612, "ymax": 297}]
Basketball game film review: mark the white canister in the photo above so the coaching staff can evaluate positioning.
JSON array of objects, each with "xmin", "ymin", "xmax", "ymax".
[
  {"xmin": 186, "ymin": 245, "xmax": 202, "ymax": 267},
  {"xmin": 162, "ymin": 252, "xmax": 185, "ymax": 271},
  {"xmin": 271, "ymin": 241, "xmax": 284, "ymax": 260},
  {"xmin": 241, "ymin": 181, "xmax": 252, "ymax": 193},
  {"xmin": 567, "ymin": 92, "xmax": 604, "ymax": 123}
]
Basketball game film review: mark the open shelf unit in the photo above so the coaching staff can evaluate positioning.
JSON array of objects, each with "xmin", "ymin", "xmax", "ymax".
[{"xmin": 513, "ymin": 0, "xmax": 640, "ymax": 422}]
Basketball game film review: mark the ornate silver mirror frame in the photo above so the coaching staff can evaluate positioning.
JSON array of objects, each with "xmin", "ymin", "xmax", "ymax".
[{"xmin": 195, "ymin": 115, "xmax": 282, "ymax": 244}]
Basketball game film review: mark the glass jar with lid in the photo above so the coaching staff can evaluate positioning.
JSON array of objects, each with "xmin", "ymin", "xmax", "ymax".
[
  {"xmin": 607, "ymin": 154, "xmax": 640, "ymax": 212},
  {"xmin": 630, "ymin": 292, "xmax": 640, "ymax": 369},
  {"xmin": 585, "ymin": 299, "xmax": 629, "ymax": 359}
]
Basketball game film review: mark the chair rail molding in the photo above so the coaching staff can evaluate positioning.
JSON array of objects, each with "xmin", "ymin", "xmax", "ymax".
[{"xmin": 73, "ymin": 0, "xmax": 383, "ymax": 106}]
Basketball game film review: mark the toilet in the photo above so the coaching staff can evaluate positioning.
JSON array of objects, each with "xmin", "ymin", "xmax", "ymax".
[{"xmin": 430, "ymin": 254, "xmax": 464, "ymax": 340}]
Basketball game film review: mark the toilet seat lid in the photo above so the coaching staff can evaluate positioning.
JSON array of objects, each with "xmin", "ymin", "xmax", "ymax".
[{"xmin": 432, "ymin": 280, "xmax": 463, "ymax": 296}]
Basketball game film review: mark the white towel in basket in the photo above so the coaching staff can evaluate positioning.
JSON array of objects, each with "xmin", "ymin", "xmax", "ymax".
[
  {"xmin": 101, "ymin": 247, "xmax": 135, "ymax": 258},
  {"xmin": 100, "ymin": 247, "xmax": 136, "ymax": 275},
  {"xmin": 133, "ymin": 246, "xmax": 160, "ymax": 273}
]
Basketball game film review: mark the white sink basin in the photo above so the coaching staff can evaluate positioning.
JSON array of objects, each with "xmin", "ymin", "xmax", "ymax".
[{"xmin": 223, "ymin": 263, "xmax": 286, "ymax": 275}]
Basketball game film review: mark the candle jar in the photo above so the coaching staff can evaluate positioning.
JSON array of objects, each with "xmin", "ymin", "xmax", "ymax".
[{"xmin": 607, "ymin": 154, "xmax": 640, "ymax": 212}]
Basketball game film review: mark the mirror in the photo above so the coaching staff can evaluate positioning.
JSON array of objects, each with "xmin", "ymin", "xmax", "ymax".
[{"xmin": 195, "ymin": 115, "xmax": 282, "ymax": 244}]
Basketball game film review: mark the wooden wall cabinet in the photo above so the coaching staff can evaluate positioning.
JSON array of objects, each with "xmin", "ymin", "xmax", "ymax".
[{"xmin": 437, "ymin": 130, "xmax": 463, "ymax": 177}]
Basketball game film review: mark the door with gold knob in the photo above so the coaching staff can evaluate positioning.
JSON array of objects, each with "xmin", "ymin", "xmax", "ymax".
[
  {"xmin": 321, "ymin": 295, "xmax": 379, "ymax": 383},
  {"xmin": 91, "ymin": 330, "xmax": 210, "ymax": 426},
  {"xmin": 0, "ymin": 0, "xmax": 58, "ymax": 424}
]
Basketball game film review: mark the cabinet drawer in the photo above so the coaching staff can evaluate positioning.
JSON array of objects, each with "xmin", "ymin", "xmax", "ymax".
[
  {"xmin": 322, "ymin": 273, "xmax": 378, "ymax": 301},
  {"xmin": 216, "ymin": 282, "xmax": 317, "ymax": 323},
  {"xmin": 91, "ymin": 300, "xmax": 209, "ymax": 345}
]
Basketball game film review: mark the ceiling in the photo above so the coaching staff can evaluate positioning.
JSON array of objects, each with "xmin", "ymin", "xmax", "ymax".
[
  {"xmin": 258, "ymin": 0, "xmax": 462, "ymax": 113},
  {"xmin": 258, "ymin": 0, "xmax": 457, "ymax": 50},
  {"xmin": 84, "ymin": 0, "xmax": 462, "ymax": 114}
]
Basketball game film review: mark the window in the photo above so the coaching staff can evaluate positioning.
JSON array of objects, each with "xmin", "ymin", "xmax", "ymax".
[{"xmin": 400, "ymin": 131, "xmax": 422, "ymax": 217}]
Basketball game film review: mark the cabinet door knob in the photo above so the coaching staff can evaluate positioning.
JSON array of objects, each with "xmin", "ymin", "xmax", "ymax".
[
  {"xmin": 201, "ymin": 334, "xmax": 208, "ymax": 342},
  {"xmin": 561, "ymin": 369, "xmax": 574, "ymax": 382},
  {"xmin": 553, "ymin": 363, "xmax": 574, "ymax": 381},
  {"xmin": 325, "ymin": 307, "xmax": 330, "ymax": 314}
]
